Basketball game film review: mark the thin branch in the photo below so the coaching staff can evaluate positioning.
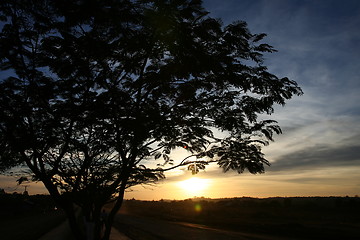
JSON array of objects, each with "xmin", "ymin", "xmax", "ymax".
[{"xmin": 145, "ymin": 159, "xmax": 220, "ymax": 172}]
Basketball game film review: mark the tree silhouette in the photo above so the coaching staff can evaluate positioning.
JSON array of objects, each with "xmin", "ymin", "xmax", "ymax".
[{"xmin": 0, "ymin": 0, "xmax": 302, "ymax": 239}]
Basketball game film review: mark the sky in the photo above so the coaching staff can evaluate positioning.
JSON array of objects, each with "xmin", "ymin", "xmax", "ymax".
[
  {"xmin": 125, "ymin": 0, "xmax": 360, "ymax": 200},
  {"xmin": 1, "ymin": 0, "xmax": 360, "ymax": 199}
]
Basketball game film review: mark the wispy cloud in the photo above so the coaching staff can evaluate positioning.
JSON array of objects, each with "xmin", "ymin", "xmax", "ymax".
[{"xmin": 196, "ymin": 0, "xmax": 360, "ymax": 197}]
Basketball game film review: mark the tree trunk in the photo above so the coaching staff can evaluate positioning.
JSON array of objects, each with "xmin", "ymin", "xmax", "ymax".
[
  {"xmin": 102, "ymin": 184, "xmax": 127, "ymax": 240},
  {"xmin": 40, "ymin": 176, "xmax": 86, "ymax": 239},
  {"xmin": 65, "ymin": 204, "xmax": 85, "ymax": 240}
]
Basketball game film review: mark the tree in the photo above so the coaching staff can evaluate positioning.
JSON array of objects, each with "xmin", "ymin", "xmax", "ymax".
[{"xmin": 0, "ymin": 0, "xmax": 302, "ymax": 239}]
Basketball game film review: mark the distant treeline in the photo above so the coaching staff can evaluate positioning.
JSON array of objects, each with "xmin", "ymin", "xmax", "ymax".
[
  {"xmin": 125, "ymin": 196, "xmax": 360, "ymax": 208},
  {"xmin": 0, "ymin": 193, "xmax": 58, "ymax": 217}
]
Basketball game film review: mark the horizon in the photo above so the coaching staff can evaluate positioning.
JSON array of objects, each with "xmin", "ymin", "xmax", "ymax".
[
  {"xmin": 1, "ymin": 188, "xmax": 358, "ymax": 200},
  {"xmin": 1, "ymin": 174, "xmax": 358, "ymax": 201}
]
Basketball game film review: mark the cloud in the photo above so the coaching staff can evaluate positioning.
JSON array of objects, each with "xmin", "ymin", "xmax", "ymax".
[
  {"xmin": 270, "ymin": 143, "xmax": 360, "ymax": 172},
  {"xmin": 263, "ymin": 115, "xmax": 360, "ymax": 166},
  {"xmin": 144, "ymin": 0, "xmax": 360, "ymax": 198}
]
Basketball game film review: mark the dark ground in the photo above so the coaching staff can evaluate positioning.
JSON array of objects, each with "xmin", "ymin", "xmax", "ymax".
[
  {"xmin": 114, "ymin": 197, "xmax": 360, "ymax": 240},
  {"xmin": 115, "ymin": 213, "xmax": 292, "ymax": 240},
  {"xmin": 1, "ymin": 195, "xmax": 359, "ymax": 240},
  {"xmin": 0, "ymin": 193, "xmax": 66, "ymax": 240}
]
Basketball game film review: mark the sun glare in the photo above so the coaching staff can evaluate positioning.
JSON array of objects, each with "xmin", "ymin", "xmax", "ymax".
[{"xmin": 178, "ymin": 177, "xmax": 211, "ymax": 197}]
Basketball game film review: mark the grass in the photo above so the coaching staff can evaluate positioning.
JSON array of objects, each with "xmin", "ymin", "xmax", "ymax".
[
  {"xmin": 0, "ymin": 194, "xmax": 66, "ymax": 240},
  {"xmin": 117, "ymin": 197, "xmax": 360, "ymax": 240},
  {"xmin": 2, "ymin": 195, "xmax": 359, "ymax": 240},
  {"xmin": 0, "ymin": 211, "xmax": 66, "ymax": 240}
]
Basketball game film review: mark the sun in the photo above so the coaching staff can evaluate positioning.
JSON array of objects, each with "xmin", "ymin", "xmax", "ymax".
[{"xmin": 178, "ymin": 177, "xmax": 211, "ymax": 197}]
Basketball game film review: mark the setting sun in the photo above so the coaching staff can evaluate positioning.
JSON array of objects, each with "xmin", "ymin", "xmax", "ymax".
[{"xmin": 178, "ymin": 177, "xmax": 211, "ymax": 197}]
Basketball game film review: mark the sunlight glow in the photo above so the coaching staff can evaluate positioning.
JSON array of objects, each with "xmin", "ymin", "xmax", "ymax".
[{"xmin": 177, "ymin": 177, "xmax": 211, "ymax": 197}]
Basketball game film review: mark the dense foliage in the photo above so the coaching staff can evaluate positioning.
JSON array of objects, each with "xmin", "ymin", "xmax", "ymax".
[{"xmin": 0, "ymin": 0, "xmax": 302, "ymax": 239}]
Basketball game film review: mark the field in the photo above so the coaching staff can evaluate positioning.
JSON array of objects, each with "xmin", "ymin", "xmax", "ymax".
[
  {"xmin": 0, "ymin": 193, "xmax": 66, "ymax": 240},
  {"xmin": 1, "ymin": 194, "xmax": 359, "ymax": 240},
  {"xmin": 117, "ymin": 197, "xmax": 360, "ymax": 240}
]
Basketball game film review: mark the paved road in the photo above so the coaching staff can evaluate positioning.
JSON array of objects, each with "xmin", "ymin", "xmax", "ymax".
[
  {"xmin": 115, "ymin": 214, "xmax": 292, "ymax": 240},
  {"xmin": 39, "ymin": 219, "xmax": 131, "ymax": 240}
]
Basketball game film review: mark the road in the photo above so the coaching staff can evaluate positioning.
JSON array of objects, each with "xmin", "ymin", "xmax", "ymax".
[{"xmin": 114, "ymin": 214, "xmax": 293, "ymax": 240}]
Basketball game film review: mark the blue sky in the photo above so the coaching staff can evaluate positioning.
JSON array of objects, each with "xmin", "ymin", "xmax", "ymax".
[
  {"xmin": 205, "ymin": 0, "xmax": 360, "ymax": 170},
  {"xmin": 203, "ymin": 0, "xmax": 360, "ymax": 196},
  {"xmin": 127, "ymin": 0, "xmax": 360, "ymax": 199},
  {"xmin": 1, "ymin": 0, "xmax": 359, "ymax": 198}
]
